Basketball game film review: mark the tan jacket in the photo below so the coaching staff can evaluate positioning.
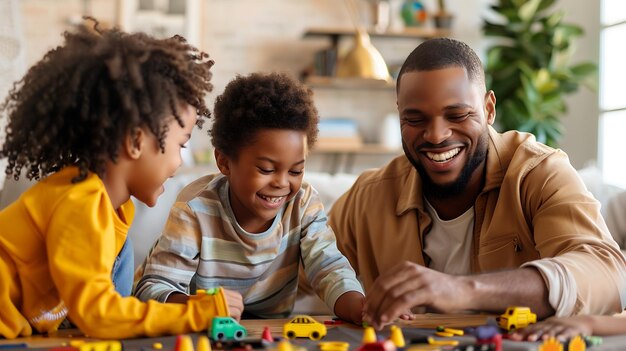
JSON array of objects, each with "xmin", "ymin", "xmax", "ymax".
[{"xmin": 329, "ymin": 127, "xmax": 626, "ymax": 315}]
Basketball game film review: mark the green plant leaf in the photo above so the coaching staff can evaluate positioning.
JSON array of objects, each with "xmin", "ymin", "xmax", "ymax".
[
  {"xmin": 537, "ymin": 0, "xmax": 557, "ymax": 13},
  {"xmin": 559, "ymin": 23, "xmax": 584, "ymax": 37},
  {"xmin": 484, "ymin": 0, "xmax": 596, "ymax": 147},
  {"xmin": 534, "ymin": 124, "xmax": 547, "ymax": 144},
  {"xmin": 570, "ymin": 62, "xmax": 598, "ymax": 78},
  {"xmin": 545, "ymin": 11, "xmax": 563, "ymax": 28},
  {"xmin": 483, "ymin": 22, "xmax": 516, "ymax": 37},
  {"xmin": 534, "ymin": 69, "xmax": 559, "ymax": 94},
  {"xmin": 519, "ymin": 0, "xmax": 543, "ymax": 23}
]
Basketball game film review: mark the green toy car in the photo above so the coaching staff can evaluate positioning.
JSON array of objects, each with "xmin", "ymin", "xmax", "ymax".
[{"xmin": 210, "ymin": 316, "xmax": 247, "ymax": 341}]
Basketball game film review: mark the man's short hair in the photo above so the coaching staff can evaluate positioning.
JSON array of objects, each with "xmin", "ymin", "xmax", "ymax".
[{"xmin": 397, "ymin": 38, "xmax": 485, "ymax": 92}]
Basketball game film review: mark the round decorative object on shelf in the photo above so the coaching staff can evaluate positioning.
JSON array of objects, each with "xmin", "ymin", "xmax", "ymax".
[{"xmin": 401, "ymin": 0, "xmax": 427, "ymax": 27}]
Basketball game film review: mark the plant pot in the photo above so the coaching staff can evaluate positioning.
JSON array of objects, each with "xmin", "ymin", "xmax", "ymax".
[{"xmin": 433, "ymin": 13, "xmax": 454, "ymax": 29}]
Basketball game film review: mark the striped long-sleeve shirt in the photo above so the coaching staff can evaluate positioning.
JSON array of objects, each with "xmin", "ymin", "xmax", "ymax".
[{"xmin": 135, "ymin": 173, "xmax": 363, "ymax": 318}]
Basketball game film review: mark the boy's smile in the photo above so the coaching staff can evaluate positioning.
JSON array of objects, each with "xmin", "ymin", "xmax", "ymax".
[
  {"xmin": 258, "ymin": 193, "xmax": 288, "ymax": 208},
  {"xmin": 216, "ymin": 129, "xmax": 307, "ymax": 233}
]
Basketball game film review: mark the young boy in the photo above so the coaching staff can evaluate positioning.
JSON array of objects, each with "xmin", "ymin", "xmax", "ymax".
[
  {"xmin": 135, "ymin": 72, "xmax": 365, "ymax": 323},
  {"xmin": 0, "ymin": 21, "xmax": 242, "ymax": 339}
]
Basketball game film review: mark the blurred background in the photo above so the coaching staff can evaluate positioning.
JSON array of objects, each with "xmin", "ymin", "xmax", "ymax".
[{"xmin": 2, "ymin": 0, "xmax": 617, "ymax": 177}]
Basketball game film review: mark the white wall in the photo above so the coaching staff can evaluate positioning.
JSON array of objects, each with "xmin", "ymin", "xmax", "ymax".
[{"xmin": 555, "ymin": 0, "xmax": 601, "ymax": 169}]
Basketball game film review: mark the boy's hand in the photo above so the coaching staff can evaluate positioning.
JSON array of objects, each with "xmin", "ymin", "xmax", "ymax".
[
  {"xmin": 363, "ymin": 310, "xmax": 415, "ymax": 330},
  {"xmin": 399, "ymin": 311, "xmax": 416, "ymax": 321},
  {"xmin": 509, "ymin": 315, "xmax": 594, "ymax": 342},
  {"xmin": 334, "ymin": 291, "xmax": 365, "ymax": 325},
  {"xmin": 223, "ymin": 289, "xmax": 244, "ymax": 321}
]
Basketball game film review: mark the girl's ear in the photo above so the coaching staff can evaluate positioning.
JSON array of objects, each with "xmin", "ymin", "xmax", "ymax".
[
  {"xmin": 214, "ymin": 149, "xmax": 230, "ymax": 176},
  {"xmin": 124, "ymin": 127, "xmax": 145, "ymax": 160}
]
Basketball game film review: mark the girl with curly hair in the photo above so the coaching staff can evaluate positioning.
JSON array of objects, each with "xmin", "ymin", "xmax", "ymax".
[
  {"xmin": 135, "ymin": 72, "xmax": 365, "ymax": 325},
  {"xmin": 0, "ymin": 21, "xmax": 242, "ymax": 339}
]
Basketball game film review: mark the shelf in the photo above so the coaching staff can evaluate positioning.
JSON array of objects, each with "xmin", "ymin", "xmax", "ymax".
[
  {"xmin": 305, "ymin": 76, "xmax": 395, "ymax": 90},
  {"xmin": 304, "ymin": 27, "xmax": 451, "ymax": 40},
  {"xmin": 313, "ymin": 142, "xmax": 401, "ymax": 154},
  {"xmin": 312, "ymin": 143, "xmax": 402, "ymax": 174}
]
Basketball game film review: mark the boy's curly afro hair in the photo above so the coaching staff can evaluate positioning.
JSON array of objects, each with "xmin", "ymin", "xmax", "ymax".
[
  {"xmin": 0, "ymin": 18, "xmax": 214, "ymax": 182},
  {"xmin": 211, "ymin": 72, "xmax": 319, "ymax": 159}
]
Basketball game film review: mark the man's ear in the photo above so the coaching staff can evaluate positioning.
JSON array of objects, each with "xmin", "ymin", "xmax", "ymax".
[
  {"xmin": 124, "ymin": 127, "xmax": 146, "ymax": 160},
  {"xmin": 484, "ymin": 90, "xmax": 496, "ymax": 126},
  {"xmin": 214, "ymin": 149, "xmax": 230, "ymax": 176}
]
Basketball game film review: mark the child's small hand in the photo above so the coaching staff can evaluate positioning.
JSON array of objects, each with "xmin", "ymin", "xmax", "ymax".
[
  {"xmin": 508, "ymin": 315, "xmax": 594, "ymax": 342},
  {"xmin": 334, "ymin": 291, "xmax": 365, "ymax": 325},
  {"xmin": 223, "ymin": 289, "xmax": 244, "ymax": 321},
  {"xmin": 350, "ymin": 293, "xmax": 366, "ymax": 325},
  {"xmin": 399, "ymin": 311, "xmax": 415, "ymax": 321},
  {"xmin": 362, "ymin": 310, "xmax": 414, "ymax": 330}
]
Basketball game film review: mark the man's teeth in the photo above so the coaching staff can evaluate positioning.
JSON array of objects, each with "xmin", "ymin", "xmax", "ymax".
[
  {"xmin": 259, "ymin": 195, "xmax": 285, "ymax": 203},
  {"xmin": 426, "ymin": 148, "xmax": 460, "ymax": 162}
]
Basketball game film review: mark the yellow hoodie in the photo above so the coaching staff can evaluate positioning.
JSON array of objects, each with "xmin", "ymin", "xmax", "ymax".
[{"xmin": 0, "ymin": 167, "xmax": 228, "ymax": 339}]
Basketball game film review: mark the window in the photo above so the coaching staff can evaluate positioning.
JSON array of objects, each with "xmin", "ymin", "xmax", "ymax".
[{"xmin": 599, "ymin": 1, "xmax": 626, "ymax": 188}]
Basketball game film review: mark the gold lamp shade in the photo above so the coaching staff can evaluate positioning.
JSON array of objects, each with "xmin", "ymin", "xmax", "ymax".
[{"xmin": 336, "ymin": 0, "xmax": 391, "ymax": 81}]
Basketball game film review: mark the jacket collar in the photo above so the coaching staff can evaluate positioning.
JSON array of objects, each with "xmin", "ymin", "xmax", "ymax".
[
  {"xmin": 483, "ymin": 125, "xmax": 508, "ymax": 192},
  {"xmin": 396, "ymin": 161, "xmax": 424, "ymax": 216}
]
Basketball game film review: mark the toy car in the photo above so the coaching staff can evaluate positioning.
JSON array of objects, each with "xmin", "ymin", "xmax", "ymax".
[
  {"xmin": 210, "ymin": 316, "xmax": 247, "ymax": 341},
  {"xmin": 283, "ymin": 315, "xmax": 327, "ymax": 340},
  {"xmin": 497, "ymin": 306, "xmax": 537, "ymax": 330}
]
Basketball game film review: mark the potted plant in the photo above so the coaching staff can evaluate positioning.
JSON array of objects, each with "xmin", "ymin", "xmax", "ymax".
[
  {"xmin": 433, "ymin": 0, "xmax": 453, "ymax": 29},
  {"xmin": 483, "ymin": 0, "xmax": 597, "ymax": 147}
]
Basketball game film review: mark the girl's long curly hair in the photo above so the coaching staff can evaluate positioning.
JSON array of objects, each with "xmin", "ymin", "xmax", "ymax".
[{"xmin": 0, "ymin": 19, "xmax": 214, "ymax": 182}]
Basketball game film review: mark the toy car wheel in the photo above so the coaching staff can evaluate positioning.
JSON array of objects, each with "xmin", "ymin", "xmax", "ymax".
[
  {"xmin": 286, "ymin": 331, "xmax": 296, "ymax": 339},
  {"xmin": 234, "ymin": 330, "xmax": 245, "ymax": 340},
  {"xmin": 215, "ymin": 332, "xmax": 225, "ymax": 341},
  {"xmin": 310, "ymin": 331, "xmax": 321, "ymax": 340}
]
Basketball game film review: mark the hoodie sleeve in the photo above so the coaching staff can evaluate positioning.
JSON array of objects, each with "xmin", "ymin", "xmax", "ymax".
[{"xmin": 46, "ymin": 189, "xmax": 228, "ymax": 339}]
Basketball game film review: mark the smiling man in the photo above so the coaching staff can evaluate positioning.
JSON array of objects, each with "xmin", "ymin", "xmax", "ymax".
[{"xmin": 328, "ymin": 38, "xmax": 626, "ymax": 328}]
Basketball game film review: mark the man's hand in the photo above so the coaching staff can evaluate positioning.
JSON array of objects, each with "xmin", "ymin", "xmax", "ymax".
[
  {"xmin": 363, "ymin": 261, "xmax": 472, "ymax": 329},
  {"xmin": 362, "ymin": 262, "xmax": 554, "ymax": 330}
]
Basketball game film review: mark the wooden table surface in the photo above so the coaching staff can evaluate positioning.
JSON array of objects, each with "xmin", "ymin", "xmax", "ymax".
[
  {"xmin": 0, "ymin": 314, "xmax": 491, "ymax": 349},
  {"xmin": 1, "ymin": 314, "xmax": 623, "ymax": 351},
  {"xmin": 244, "ymin": 313, "xmax": 493, "ymax": 335}
]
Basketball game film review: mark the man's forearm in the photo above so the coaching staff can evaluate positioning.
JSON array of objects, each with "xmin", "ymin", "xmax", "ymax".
[{"xmin": 462, "ymin": 267, "xmax": 554, "ymax": 318}]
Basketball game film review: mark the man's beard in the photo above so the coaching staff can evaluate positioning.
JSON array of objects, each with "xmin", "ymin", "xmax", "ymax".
[{"xmin": 403, "ymin": 132, "xmax": 489, "ymax": 199}]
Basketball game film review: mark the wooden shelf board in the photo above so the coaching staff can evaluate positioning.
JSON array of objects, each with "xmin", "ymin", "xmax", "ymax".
[
  {"xmin": 305, "ymin": 76, "xmax": 395, "ymax": 90},
  {"xmin": 313, "ymin": 143, "xmax": 402, "ymax": 154},
  {"xmin": 304, "ymin": 27, "xmax": 451, "ymax": 40}
]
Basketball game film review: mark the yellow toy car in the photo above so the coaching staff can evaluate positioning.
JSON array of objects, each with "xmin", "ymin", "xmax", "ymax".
[
  {"xmin": 283, "ymin": 315, "xmax": 327, "ymax": 340},
  {"xmin": 497, "ymin": 306, "xmax": 537, "ymax": 330}
]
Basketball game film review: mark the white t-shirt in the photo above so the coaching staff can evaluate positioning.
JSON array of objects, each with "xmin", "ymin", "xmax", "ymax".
[{"xmin": 423, "ymin": 199, "xmax": 474, "ymax": 275}]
